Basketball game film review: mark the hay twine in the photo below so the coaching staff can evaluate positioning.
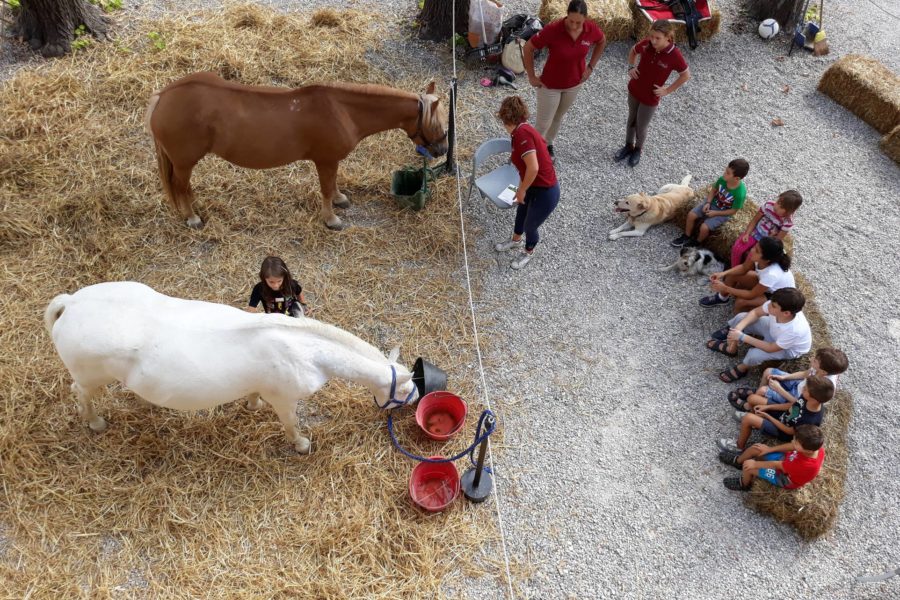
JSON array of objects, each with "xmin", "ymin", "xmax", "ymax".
[{"xmin": 0, "ymin": 3, "xmax": 520, "ymax": 596}]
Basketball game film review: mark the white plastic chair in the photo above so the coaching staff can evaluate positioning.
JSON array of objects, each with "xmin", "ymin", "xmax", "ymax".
[{"xmin": 466, "ymin": 137, "xmax": 519, "ymax": 210}]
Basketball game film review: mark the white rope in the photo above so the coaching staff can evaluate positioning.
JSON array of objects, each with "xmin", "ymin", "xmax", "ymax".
[{"xmin": 450, "ymin": 1, "xmax": 515, "ymax": 598}]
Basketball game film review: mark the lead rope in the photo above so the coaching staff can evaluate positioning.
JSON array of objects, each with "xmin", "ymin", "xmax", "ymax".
[{"xmin": 450, "ymin": 1, "xmax": 515, "ymax": 596}]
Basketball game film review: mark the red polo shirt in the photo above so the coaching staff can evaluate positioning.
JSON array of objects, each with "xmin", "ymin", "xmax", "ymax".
[
  {"xmin": 782, "ymin": 448, "xmax": 825, "ymax": 489},
  {"xmin": 510, "ymin": 123, "xmax": 557, "ymax": 188},
  {"xmin": 627, "ymin": 38, "xmax": 688, "ymax": 107},
  {"xmin": 530, "ymin": 18, "xmax": 605, "ymax": 90}
]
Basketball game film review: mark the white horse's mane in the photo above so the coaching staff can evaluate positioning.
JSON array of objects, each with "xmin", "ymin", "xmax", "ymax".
[{"xmin": 249, "ymin": 316, "xmax": 388, "ymax": 364}]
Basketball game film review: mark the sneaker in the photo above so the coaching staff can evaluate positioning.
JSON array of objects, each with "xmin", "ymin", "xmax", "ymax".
[
  {"xmin": 717, "ymin": 438, "xmax": 740, "ymax": 453},
  {"xmin": 510, "ymin": 249, "xmax": 534, "ymax": 270},
  {"xmin": 723, "ymin": 476, "xmax": 751, "ymax": 491},
  {"xmin": 732, "ymin": 410, "xmax": 747, "ymax": 423},
  {"xmin": 683, "ymin": 237, "xmax": 700, "ymax": 248},
  {"xmin": 613, "ymin": 145, "xmax": 634, "ymax": 162},
  {"xmin": 494, "ymin": 239, "xmax": 524, "ymax": 252},
  {"xmin": 699, "ymin": 293, "xmax": 730, "ymax": 308},
  {"xmin": 547, "ymin": 144, "xmax": 555, "ymax": 157},
  {"xmin": 671, "ymin": 234, "xmax": 692, "ymax": 247},
  {"xmin": 718, "ymin": 450, "xmax": 742, "ymax": 469},
  {"xmin": 627, "ymin": 148, "xmax": 642, "ymax": 167}
]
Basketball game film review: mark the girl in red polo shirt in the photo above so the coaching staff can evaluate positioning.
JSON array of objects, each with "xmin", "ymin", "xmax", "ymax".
[
  {"xmin": 493, "ymin": 96, "xmax": 560, "ymax": 270},
  {"xmin": 614, "ymin": 20, "xmax": 691, "ymax": 167},
  {"xmin": 523, "ymin": 0, "xmax": 606, "ymax": 158}
]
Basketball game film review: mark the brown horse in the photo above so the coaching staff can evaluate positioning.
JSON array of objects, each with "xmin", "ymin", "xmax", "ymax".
[{"xmin": 144, "ymin": 72, "xmax": 449, "ymax": 229}]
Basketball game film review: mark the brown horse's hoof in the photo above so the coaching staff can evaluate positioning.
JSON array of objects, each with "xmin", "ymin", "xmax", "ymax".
[
  {"xmin": 324, "ymin": 217, "xmax": 345, "ymax": 231},
  {"xmin": 333, "ymin": 194, "xmax": 351, "ymax": 209},
  {"xmin": 186, "ymin": 216, "xmax": 204, "ymax": 229}
]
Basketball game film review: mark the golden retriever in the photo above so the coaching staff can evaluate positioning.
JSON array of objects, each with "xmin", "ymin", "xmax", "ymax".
[{"xmin": 609, "ymin": 175, "xmax": 694, "ymax": 240}]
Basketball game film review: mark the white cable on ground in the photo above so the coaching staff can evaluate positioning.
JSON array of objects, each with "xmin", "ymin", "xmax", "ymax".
[{"xmin": 450, "ymin": 2, "xmax": 515, "ymax": 597}]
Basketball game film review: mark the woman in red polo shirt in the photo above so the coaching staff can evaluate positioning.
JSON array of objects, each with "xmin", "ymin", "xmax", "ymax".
[
  {"xmin": 493, "ymin": 96, "xmax": 560, "ymax": 270},
  {"xmin": 523, "ymin": 0, "xmax": 606, "ymax": 157},
  {"xmin": 614, "ymin": 20, "xmax": 691, "ymax": 167}
]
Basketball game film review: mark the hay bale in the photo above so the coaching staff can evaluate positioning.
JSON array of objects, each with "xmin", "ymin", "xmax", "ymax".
[
  {"xmin": 817, "ymin": 54, "xmax": 900, "ymax": 135},
  {"xmin": 539, "ymin": 0, "xmax": 634, "ymax": 42},
  {"xmin": 674, "ymin": 194, "xmax": 850, "ymax": 539},
  {"xmin": 631, "ymin": 1, "xmax": 721, "ymax": 43},
  {"xmin": 880, "ymin": 124, "xmax": 900, "ymax": 165}
]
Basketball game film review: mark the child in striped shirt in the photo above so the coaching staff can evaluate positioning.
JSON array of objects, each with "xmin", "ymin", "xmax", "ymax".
[{"xmin": 730, "ymin": 190, "xmax": 802, "ymax": 267}]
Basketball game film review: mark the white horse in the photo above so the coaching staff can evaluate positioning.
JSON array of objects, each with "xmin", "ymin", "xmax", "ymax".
[{"xmin": 44, "ymin": 281, "xmax": 419, "ymax": 454}]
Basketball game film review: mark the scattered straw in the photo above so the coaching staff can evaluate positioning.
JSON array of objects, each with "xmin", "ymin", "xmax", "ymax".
[
  {"xmin": 539, "ymin": 0, "xmax": 634, "ymax": 42},
  {"xmin": 631, "ymin": 2, "xmax": 722, "ymax": 43},
  {"xmin": 880, "ymin": 124, "xmax": 900, "ymax": 165},
  {"xmin": 817, "ymin": 54, "xmax": 900, "ymax": 135},
  {"xmin": 0, "ymin": 3, "xmax": 509, "ymax": 596},
  {"xmin": 674, "ymin": 196, "xmax": 851, "ymax": 539}
]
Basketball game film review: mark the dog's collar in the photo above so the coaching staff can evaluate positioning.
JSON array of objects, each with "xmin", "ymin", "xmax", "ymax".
[{"xmin": 631, "ymin": 209, "xmax": 649, "ymax": 219}]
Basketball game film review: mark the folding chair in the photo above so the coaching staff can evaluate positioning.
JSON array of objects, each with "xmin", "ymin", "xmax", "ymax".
[{"xmin": 466, "ymin": 137, "xmax": 520, "ymax": 210}]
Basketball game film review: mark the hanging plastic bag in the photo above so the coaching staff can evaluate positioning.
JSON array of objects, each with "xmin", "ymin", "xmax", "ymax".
[{"xmin": 467, "ymin": 0, "xmax": 504, "ymax": 47}]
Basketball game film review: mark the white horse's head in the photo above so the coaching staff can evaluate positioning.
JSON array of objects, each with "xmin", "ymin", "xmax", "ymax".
[{"xmin": 372, "ymin": 346, "xmax": 420, "ymax": 410}]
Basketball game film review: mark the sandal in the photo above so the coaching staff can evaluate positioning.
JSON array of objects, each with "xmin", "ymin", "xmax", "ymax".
[
  {"xmin": 710, "ymin": 326, "xmax": 730, "ymax": 341},
  {"xmin": 719, "ymin": 366, "xmax": 748, "ymax": 383},
  {"xmin": 723, "ymin": 476, "xmax": 751, "ymax": 491},
  {"xmin": 727, "ymin": 391, "xmax": 750, "ymax": 411},
  {"xmin": 706, "ymin": 339, "xmax": 737, "ymax": 357}
]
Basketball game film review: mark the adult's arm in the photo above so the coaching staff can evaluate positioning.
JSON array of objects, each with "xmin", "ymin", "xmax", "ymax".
[
  {"xmin": 515, "ymin": 151, "xmax": 539, "ymax": 204},
  {"xmin": 523, "ymin": 39, "xmax": 543, "ymax": 88}
]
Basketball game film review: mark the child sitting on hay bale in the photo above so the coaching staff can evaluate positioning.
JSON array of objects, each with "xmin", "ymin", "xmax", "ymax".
[
  {"xmin": 720, "ymin": 375, "xmax": 833, "ymax": 454},
  {"xmin": 700, "ymin": 236, "xmax": 793, "ymax": 312},
  {"xmin": 246, "ymin": 256, "xmax": 310, "ymax": 318},
  {"xmin": 672, "ymin": 158, "xmax": 749, "ymax": 249},
  {"xmin": 706, "ymin": 287, "xmax": 812, "ymax": 383},
  {"xmin": 727, "ymin": 347, "xmax": 849, "ymax": 414},
  {"xmin": 730, "ymin": 190, "xmax": 802, "ymax": 268},
  {"xmin": 718, "ymin": 424, "xmax": 826, "ymax": 492}
]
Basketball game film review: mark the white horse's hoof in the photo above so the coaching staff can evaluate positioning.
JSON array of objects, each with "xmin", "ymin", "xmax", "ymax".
[
  {"xmin": 294, "ymin": 437, "xmax": 311, "ymax": 454},
  {"xmin": 324, "ymin": 216, "xmax": 345, "ymax": 231},
  {"xmin": 88, "ymin": 417, "xmax": 108, "ymax": 432},
  {"xmin": 186, "ymin": 216, "xmax": 204, "ymax": 229}
]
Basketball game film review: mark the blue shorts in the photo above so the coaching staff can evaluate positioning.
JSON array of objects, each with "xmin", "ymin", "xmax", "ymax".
[
  {"xmin": 690, "ymin": 203, "xmax": 730, "ymax": 231},
  {"xmin": 756, "ymin": 452, "xmax": 790, "ymax": 487},
  {"xmin": 765, "ymin": 369, "xmax": 802, "ymax": 403},
  {"xmin": 761, "ymin": 417, "xmax": 791, "ymax": 441}
]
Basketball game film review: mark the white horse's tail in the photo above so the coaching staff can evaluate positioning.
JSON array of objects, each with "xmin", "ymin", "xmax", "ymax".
[
  {"xmin": 144, "ymin": 92, "xmax": 160, "ymax": 135},
  {"xmin": 44, "ymin": 293, "xmax": 71, "ymax": 335},
  {"xmin": 680, "ymin": 174, "xmax": 692, "ymax": 187}
]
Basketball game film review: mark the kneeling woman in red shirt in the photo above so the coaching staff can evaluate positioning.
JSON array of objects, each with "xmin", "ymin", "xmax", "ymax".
[
  {"xmin": 615, "ymin": 20, "xmax": 691, "ymax": 167},
  {"xmin": 494, "ymin": 96, "xmax": 560, "ymax": 270}
]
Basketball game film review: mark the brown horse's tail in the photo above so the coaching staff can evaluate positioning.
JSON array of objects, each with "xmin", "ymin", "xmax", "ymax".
[{"xmin": 144, "ymin": 92, "xmax": 177, "ymax": 211}]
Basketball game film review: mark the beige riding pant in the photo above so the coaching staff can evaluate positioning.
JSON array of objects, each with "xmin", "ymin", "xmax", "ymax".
[{"xmin": 535, "ymin": 83, "xmax": 582, "ymax": 146}]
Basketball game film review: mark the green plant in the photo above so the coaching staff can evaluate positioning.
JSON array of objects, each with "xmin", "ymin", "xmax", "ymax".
[
  {"xmin": 147, "ymin": 31, "xmax": 166, "ymax": 51},
  {"xmin": 6, "ymin": 0, "xmax": 21, "ymax": 10},
  {"xmin": 72, "ymin": 24, "xmax": 92, "ymax": 50},
  {"xmin": 418, "ymin": 0, "xmax": 425, "ymax": 9},
  {"xmin": 89, "ymin": 0, "xmax": 123, "ymax": 12}
]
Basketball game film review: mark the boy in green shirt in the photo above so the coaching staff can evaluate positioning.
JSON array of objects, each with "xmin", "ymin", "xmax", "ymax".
[{"xmin": 672, "ymin": 158, "xmax": 749, "ymax": 247}]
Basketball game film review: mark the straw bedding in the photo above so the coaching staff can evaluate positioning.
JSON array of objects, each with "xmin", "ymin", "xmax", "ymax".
[
  {"xmin": 880, "ymin": 124, "xmax": 900, "ymax": 165},
  {"xmin": 0, "ymin": 4, "xmax": 507, "ymax": 596},
  {"xmin": 539, "ymin": 0, "xmax": 635, "ymax": 42},
  {"xmin": 817, "ymin": 54, "xmax": 900, "ymax": 135},
  {"xmin": 675, "ymin": 196, "xmax": 850, "ymax": 539},
  {"xmin": 631, "ymin": 1, "xmax": 721, "ymax": 44}
]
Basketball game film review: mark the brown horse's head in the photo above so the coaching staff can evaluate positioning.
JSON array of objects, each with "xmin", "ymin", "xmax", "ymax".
[{"xmin": 415, "ymin": 81, "xmax": 449, "ymax": 158}]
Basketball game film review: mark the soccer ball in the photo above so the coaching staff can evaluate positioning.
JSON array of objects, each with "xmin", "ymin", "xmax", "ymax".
[{"xmin": 758, "ymin": 19, "xmax": 780, "ymax": 39}]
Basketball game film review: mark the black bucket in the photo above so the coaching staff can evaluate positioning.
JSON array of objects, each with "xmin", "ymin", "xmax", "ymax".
[{"xmin": 412, "ymin": 357, "xmax": 448, "ymax": 397}]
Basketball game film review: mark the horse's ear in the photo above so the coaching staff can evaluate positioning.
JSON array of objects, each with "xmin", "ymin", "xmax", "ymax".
[
  {"xmin": 424, "ymin": 81, "xmax": 436, "ymax": 95},
  {"xmin": 431, "ymin": 98, "xmax": 440, "ymax": 114},
  {"xmin": 388, "ymin": 346, "xmax": 400, "ymax": 363}
]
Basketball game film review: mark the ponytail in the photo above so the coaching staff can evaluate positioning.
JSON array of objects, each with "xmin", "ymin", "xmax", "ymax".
[{"xmin": 758, "ymin": 236, "xmax": 791, "ymax": 271}]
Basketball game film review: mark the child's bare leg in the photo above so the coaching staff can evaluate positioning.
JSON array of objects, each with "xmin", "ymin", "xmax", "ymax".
[
  {"xmin": 741, "ymin": 464, "xmax": 759, "ymax": 487},
  {"xmin": 734, "ymin": 296, "xmax": 766, "ymax": 314},
  {"xmin": 736, "ymin": 444, "xmax": 767, "ymax": 464},
  {"xmin": 697, "ymin": 222, "xmax": 712, "ymax": 242},
  {"xmin": 746, "ymin": 393, "xmax": 768, "ymax": 410},
  {"xmin": 737, "ymin": 413, "xmax": 762, "ymax": 449},
  {"xmin": 685, "ymin": 211, "xmax": 699, "ymax": 236}
]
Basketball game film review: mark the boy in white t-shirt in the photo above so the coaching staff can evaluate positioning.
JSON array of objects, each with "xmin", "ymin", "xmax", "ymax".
[
  {"xmin": 727, "ymin": 347, "xmax": 848, "ymax": 412},
  {"xmin": 705, "ymin": 288, "xmax": 811, "ymax": 383}
]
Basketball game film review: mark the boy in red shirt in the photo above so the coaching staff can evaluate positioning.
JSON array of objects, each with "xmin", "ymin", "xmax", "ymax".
[
  {"xmin": 614, "ymin": 20, "xmax": 690, "ymax": 167},
  {"xmin": 719, "ymin": 424, "xmax": 825, "ymax": 491}
]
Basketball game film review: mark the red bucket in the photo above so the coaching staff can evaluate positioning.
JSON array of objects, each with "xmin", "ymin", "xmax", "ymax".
[
  {"xmin": 415, "ymin": 391, "xmax": 467, "ymax": 441},
  {"xmin": 409, "ymin": 457, "xmax": 460, "ymax": 512}
]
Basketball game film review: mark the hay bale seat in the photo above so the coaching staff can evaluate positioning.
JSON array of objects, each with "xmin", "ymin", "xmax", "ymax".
[
  {"xmin": 818, "ymin": 55, "xmax": 900, "ymax": 135},
  {"xmin": 631, "ymin": 0, "xmax": 721, "ymax": 44},
  {"xmin": 674, "ymin": 195, "xmax": 851, "ymax": 539},
  {"xmin": 539, "ymin": 0, "xmax": 634, "ymax": 41},
  {"xmin": 881, "ymin": 124, "xmax": 900, "ymax": 165}
]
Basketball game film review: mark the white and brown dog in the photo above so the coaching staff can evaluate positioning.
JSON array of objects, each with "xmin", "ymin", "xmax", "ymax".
[
  {"xmin": 660, "ymin": 247, "xmax": 722, "ymax": 277},
  {"xmin": 609, "ymin": 175, "xmax": 694, "ymax": 240}
]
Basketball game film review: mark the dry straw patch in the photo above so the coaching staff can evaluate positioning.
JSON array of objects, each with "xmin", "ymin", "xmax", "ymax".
[
  {"xmin": 0, "ymin": 4, "xmax": 508, "ymax": 597},
  {"xmin": 539, "ymin": 0, "xmax": 635, "ymax": 41},
  {"xmin": 675, "ymin": 197, "xmax": 850, "ymax": 539},
  {"xmin": 817, "ymin": 54, "xmax": 900, "ymax": 135},
  {"xmin": 880, "ymin": 124, "xmax": 900, "ymax": 165}
]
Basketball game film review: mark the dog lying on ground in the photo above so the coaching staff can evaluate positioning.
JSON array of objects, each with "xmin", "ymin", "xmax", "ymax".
[
  {"xmin": 609, "ymin": 174, "xmax": 694, "ymax": 240},
  {"xmin": 660, "ymin": 247, "xmax": 722, "ymax": 277}
]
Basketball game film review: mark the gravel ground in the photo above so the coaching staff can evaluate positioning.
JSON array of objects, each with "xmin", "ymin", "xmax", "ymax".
[{"xmin": 3, "ymin": 1, "xmax": 899, "ymax": 598}]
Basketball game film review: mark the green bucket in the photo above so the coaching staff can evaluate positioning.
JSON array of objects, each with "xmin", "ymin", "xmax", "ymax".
[{"xmin": 391, "ymin": 158, "xmax": 438, "ymax": 211}]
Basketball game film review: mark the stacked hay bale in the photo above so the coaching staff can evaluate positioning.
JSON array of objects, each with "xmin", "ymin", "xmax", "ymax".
[
  {"xmin": 631, "ymin": 0, "xmax": 721, "ymax": 43},
  {"xmin": 539, "ymin": 0, "xmax": 634, "ymax": 41},
  {"xmin": 818, "ymin": 54, "xmax": 900, "ymax": 165},
  {"xmin": 675, "ymin": 196, "xmax": 849, "ymax": 540}
]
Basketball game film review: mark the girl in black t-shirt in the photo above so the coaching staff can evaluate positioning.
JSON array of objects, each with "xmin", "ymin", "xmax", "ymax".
[{"xmin": 246, "ymin": 256, "xmax": 309, "ymax": 317}]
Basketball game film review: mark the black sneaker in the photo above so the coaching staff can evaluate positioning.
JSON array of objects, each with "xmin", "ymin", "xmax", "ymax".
[
  {"xmin": 723, "ymin": 476, "xmax": 751, "ymax": 491},
  {"xmin": 547, "ymin": 144, "xmax": 555, "ymax": 157},
  {"xmin": 699, "ymin": 294, "xmax": 730, "ymax": 308},
  {"xmin": 613, "ymin": 145, "xmax": 634, "ymax": 162},
  {"xmin": 683, "ymin": 237, "xmax": 700, "ymax": 248},
  {"xmin": 628, "ymin": 148, "xmax": 642, "ymax": 167},
  {"xmin": 718, "ymin": 450, "xmax": 742, "ymax": 469},
  {"xmin": 671, "ymin": 234, "xmax": 692, "ymax": 247}
]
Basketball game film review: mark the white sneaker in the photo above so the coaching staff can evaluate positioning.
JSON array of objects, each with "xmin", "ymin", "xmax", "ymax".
[
  {"xmin": 494, "ymin": 239, "xmax": 525, "ymax": 252},
  {"xmin": 510, "ymin": 249, "xmax": 534, "ymax": 270},
  {"xmin": 732, "ymin": 410, "xmax": 746, "ymax": 423},
  {"xmin": 717, "ymin": 438, "xmax": 740, "ymax": 453}
]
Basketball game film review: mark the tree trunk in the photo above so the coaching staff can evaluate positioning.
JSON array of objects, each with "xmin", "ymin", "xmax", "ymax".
[
  {"xmin": 418, "ymin": 0, "xmax": 470, "ymax": 42},
  {"xmin": 15, "ymin": 0, "xmax": 110, "ymax": 57},
  {"xmin": 744, "ymin": 0, "xmax": 804, "ymax": 29}
]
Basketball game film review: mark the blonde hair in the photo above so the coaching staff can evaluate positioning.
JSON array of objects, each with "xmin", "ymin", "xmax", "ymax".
[{"xmin": 650, "ymin": 20, "xmax": 674, "ymax": 42}]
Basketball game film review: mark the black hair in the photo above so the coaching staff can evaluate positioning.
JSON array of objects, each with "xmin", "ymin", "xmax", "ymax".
[
  {"xmin": 567, "ymin": 0, "xmax": 588, "ymax": 16},
  {"xmin": 728, "ymin": 158, "xmax": 750, "ymax": 179},
  {"xmin": 757, "ymin": 236, "xmax": 791, "ymax": 271},
  {"xmin": 816, "ymin": 348, "xmax": 849, "ymax": 375},
  {"xmin": 258, "ymin": 256, "xmax": 297, "ymax": 304},
  {"xmin": 806, "ymin": 375, "xmax": 835, "ymax": 403},
  {"xmin": 770, "ymin": 287, "xmax": 805, "ymax": 315},
  {"xmin": 794, "ymin": 424, "xmax": 825, "ymax": 452}
]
